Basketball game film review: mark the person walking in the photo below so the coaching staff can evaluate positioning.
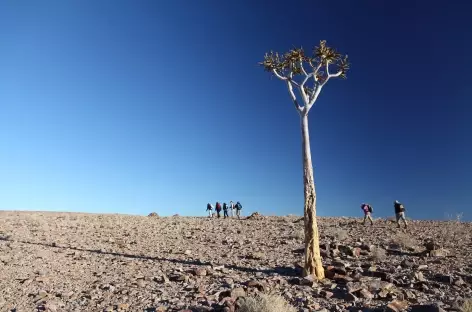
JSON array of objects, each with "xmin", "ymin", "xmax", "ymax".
[
  {"xmin": 215, "ymin": 201, "xmax": 222, "ymax": 218},
  {"xmin": 235, "ymin": 201, "xmax": 242, "ymax": 219},
  {"xmin": 229, "ymin": 200, "xmax": 235, "ymax": 217},
  {"xmin": 223, "ymin": 202, "xmax": 229, "ymax": 218},
  {"xmin": 206, "ymin": 203, "xmax": 213, "ymax": 218},
  {"xmin": 394, "ymin": 200, "xmax": 408, "ymax": 228},
  {"xmin": 361, "ymin": 203, "xmax": 374, "ymax": 226}
]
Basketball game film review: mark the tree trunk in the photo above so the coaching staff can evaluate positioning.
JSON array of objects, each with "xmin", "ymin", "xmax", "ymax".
[{"xmin": 300, "ymin": 114, "xmax": 324, "ymax": 280}]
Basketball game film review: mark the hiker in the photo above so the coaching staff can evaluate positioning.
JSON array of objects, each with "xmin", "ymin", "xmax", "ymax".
[
  {"xmin": 206, "ymin": 203, "xmax": 213, "ymax": 218},
  {"xmin": 394, "ymin": 200, "xmax": 408, "ymax": 228},
  {"xmin": 235, "ymin": 201, "xmax": 242, "ymax": 219},
  {"xmin": 215, "ymin": 201, "xmax": 222, "ymax": 218},
  {"xmin": 229, "ymin": 200, "xmax": 235, "ymax": 217},
  {"xmin": 223, "ymin": 202, "xmax": 229, "ymax": 218},
  {"xmin": 361, "ymin": 203, "xmax": 374, "ymax": 225}
]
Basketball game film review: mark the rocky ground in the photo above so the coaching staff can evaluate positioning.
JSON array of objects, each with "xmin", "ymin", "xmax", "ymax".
[{"xmin": 0, "ymin": 211, "xmax": 471, "ymax": 312}]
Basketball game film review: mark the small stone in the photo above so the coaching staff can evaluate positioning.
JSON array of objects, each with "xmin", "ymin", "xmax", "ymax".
[
  {"xmin": 300, "ymin": 275, "xmax": 318, "ymax": 287},
  {"xmin": 351, "ymin": 247, "xmax": 361, "ymax": 257},
  {"xmin": 359, "ymin": 289, "xmax": 374, "ymax": 299},
  {"xmin": 38, "ymin": 290, "xmax": 48, "ymax": 298},
  {"xmin": 404, "ymin": 290, "xmax": 416, "ymax": 299},
  {"xmin": 246, "ymin": 280, "xmax": 266, "ymax": 291},
  {"xmin": 184, "ymin": 250, "xmax": 192, "ymax": 255},
  {"xmin": 169, "ymin": 274, "xmax": 188, "ymax": 282},
  {"xmin": 386, "ymin": 300, "xmax": 409, "ymax": 312},
  {"xmin": 193, "ymin": 268, "xmax": 207, "ymax": 276},
  {"xmin": 45, "ymin": 301, "xmax": 59, "ymax": 312},
  {"xmin": 415, "ymin": 272, "xmax": 426, "ymax": 282},
  {"xmin": 231, "ymin": 287, "xmax": 246, "ymax": 299},
  {"xmin": 347, "ymin": 282, "xmax": 364, "ymax": 293},
  {"xmin": 321, "ymin": 291, "xmax": 334, "ymax": 299},
  {"xmin": 368, "ymin": 265, "xmax": 377, "ymax": 272},
  {"xmin": 401, "ymin": 259, "xmax": 415, "ymax": 268},
  {"xmin": 104, "ymin": 306, "xmax": 114, "ymax": 312},
  {"xmin": 379, "ymin": 289, "xmax": 390, "ymax": 298},
  {"xmin": 417, "ymin": 264, "xmax": 428, "ymax": 270},
  {"xmin": 249, "ymin": 252, "xmax": 264, "ymax": 260},
  {"xmin": 35, "ymin": 276, "xmax": 49, "ymax": 282},
  {"xmin": 117, "ymin": 303, "xmax": 130, "ymax": 310},
  {"xmin": 429, "ymin": 249, "xmax": 447, "ymax": 257},
  {"xmin": 454, "ymin": 277, "xmax": 465, "ymax": 286}
]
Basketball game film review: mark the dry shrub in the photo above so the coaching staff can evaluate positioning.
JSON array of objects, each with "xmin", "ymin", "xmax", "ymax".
[
  {"xmin": 237, "ymin": 293, "xmax": 297, "ymax": 312},
  {"xmin": 436, "ymin": 213, "xmax": 470, "ymax": 249},
  {"xmin": 290, "ymin": 228, "xmax": 304, "ymax": 240},
  {"xmin": 392, "ymin": 233, "xmax": 417, "ymax": 250},
  {"xmin": 462, "ymin": 299, "xmax": 472, "ymax": 312},
  {"xmin": 371, "ymin": 247, "xmax": 387, "ymax": 262},
  {"xmin": 330, "ymin": 228, "xmax": 348, "ymax": 241}
]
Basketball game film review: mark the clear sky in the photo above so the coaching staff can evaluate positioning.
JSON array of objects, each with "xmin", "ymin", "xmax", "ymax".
[{"xmin": 1, "ymin": 1, "xmax": 471, "ymax": 220}]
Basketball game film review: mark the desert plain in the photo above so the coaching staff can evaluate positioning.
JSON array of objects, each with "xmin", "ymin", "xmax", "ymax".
[{"xmin": 0, "ymin": 211, "xmax": 471, "ymax": 312}]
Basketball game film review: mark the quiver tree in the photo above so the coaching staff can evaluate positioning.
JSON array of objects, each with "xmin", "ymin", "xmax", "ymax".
[{"xmin": 260, "ymin": 40, "xmax": 349, "ymax": 279}]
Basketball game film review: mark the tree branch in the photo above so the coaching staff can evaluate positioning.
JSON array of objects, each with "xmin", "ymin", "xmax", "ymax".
[
  {"xmin": 286, "ymin": 80, "xmax": 303, "ymax": 113},
  {"xmin": 299, "ymin": 60, "xmax": 308, "ymax": 76},
  {"xmin": 313, "ymin": 62, "xmax": 323, "ymax": 82},
  {"xmin": 272, "ymin": 69, "xmax": 287, "ymax": 81},
  {"xmin": 328, "ymin": 70, "xmax": 343, "ymax": 78},
  {"xmin": 301, "ymin": 73, "xmax": 314, "ymax": 88},
  {"xmin": 306, "ymin": 84, "xmax": 323, "ymax": 113},
  {"xmin": 298, "ymin": 73, "xmax": 313, "ymax": 105}
]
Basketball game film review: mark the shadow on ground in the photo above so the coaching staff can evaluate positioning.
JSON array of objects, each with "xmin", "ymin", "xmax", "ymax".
[{"xmin": 0, "ymin": 235, "xmax": 299, "ymax": 277}]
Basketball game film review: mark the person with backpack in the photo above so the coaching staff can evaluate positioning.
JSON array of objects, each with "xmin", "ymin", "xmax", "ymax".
[
  {"xmin": 235, "ymin": 201, "xmax": 242, "ymax": 219},
  {"xmin": 394, "ymin": 200, "xmax": 408, "ymax": 228},
  {"xmin": 229, "ymin": 200, "xmax": 235, "ymax": 217},
  {"xmin": 206, "ymin": 203, "xmax": 213, "ymax": 218},
  {"xmin": 223, "ymin": 202, "xmax": 229, "ymax": 218},
  {"xmin": 361, "ymin": 203, "xmax": 374, "ymax": 225},
  {"xmin": 215, "ymin": 201, "xmax": 222, "ymax": 218}
]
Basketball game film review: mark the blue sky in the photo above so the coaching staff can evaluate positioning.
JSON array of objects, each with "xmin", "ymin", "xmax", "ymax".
[{"xmin": 0, "ymin": 1, "xmax": 471, "ymax": 220}]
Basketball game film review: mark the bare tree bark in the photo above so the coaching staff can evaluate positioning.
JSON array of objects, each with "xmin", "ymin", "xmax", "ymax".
[
  {"xmin": 300, "ymin": 114, "xmax": 324, "ymax": 280},
  {"xmin": 261, "ymin": 42, "xmax": 349, "ymax": 280}
]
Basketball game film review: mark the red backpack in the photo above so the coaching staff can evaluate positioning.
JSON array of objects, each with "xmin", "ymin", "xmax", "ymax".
[{"xmin": 216, "ymin": 202, "xmax": 221, "ymax": 210}]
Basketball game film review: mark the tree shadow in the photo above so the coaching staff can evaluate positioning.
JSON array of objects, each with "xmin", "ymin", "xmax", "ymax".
[{"xmin": 0, "ymin": 236, "xmax": 299, "ymax": 277}]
